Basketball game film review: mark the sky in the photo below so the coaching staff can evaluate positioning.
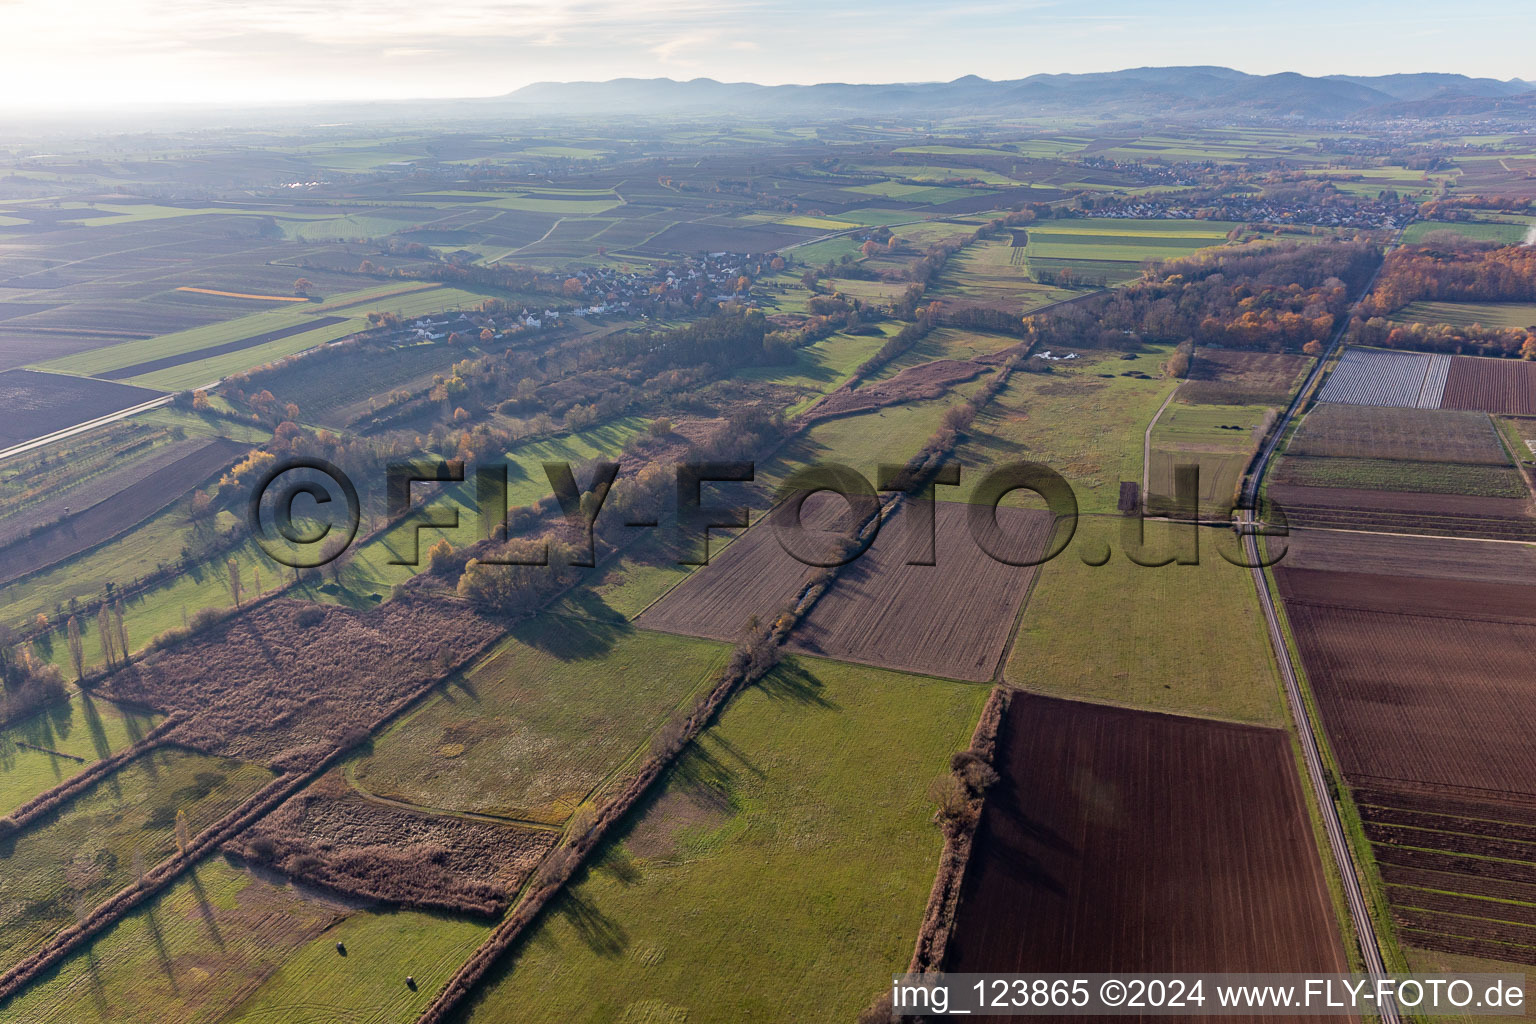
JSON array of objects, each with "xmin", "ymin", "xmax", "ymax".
[{"xmin": 0, "ymin": 0, "xmax": 1531, "ymax": 110}]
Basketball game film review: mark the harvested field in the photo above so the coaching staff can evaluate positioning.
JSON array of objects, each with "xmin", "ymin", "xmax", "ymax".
[
  {"xmin": 946, "ymin": 696, "xmax": 1348, "ymax": 991},
  {"xmin": 1277, "ymin": 528, "xmax": 1536, "ymax": 586},
  {"xmin": 173, "ymin": 287, "xmax": 309, "ymax": 302},
  {"xmin": 0, "ymin": 370, "xmax": 163, "ymax": 448},
  {"xmin": 1278, "ymin": 565, "xmax": 1536, "ymax": 622},
  {"xmin": 1287, "ymin": 404, "xmax": 1512, "ymax": 464},
  {"xmin": 1317, "ymin": 347, "xmax": 1449, "ymax": 408},
  {"xmin": 101, "ymin": 597, "xmax": 504, "ymax": 772},
  {"xmin": 798, "ymin": 359, "xmax": 991, "ymax": 425},
  {"xmin": 1359, "ymin": 786, "xmax": 1536, "ymax": 966},
  {"xmin": 1266, "ymin": 483, "xmax": 1536, "ymax": 540},
  {"xmin": 0, "ymin": 436, "xmax": 247, "ymax": 584},
  {"xmin": 1442, "ymin": 356, "xmax": 1536, "ymax": 416},
  {"xmin": 226, "ymin": 770, "xmax": 557, "ymax": 915},
  {"xmin": 1183, "ymin": 348, "xmax": 1311, "ymax": 406},
  {"xmin": 639, "ymin": 500, "xmax": 1055, "ymax": 681}
]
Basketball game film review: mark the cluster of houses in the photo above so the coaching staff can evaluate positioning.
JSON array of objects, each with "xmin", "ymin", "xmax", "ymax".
[
  {"xmin": 383, "ymin": 251, "xmax": 765, "ymax": 345},
  {"xmin": 1079, "ymin": 193, "xmax": 1416, "ymax": 229},
  {"xmin": 556, "ymin": 252, "xmax": 763, "ymax": 310}
]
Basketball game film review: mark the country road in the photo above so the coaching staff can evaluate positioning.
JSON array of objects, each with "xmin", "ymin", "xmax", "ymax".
[{"xmin": 1238, "ymin": 240, "xmax": 1400, "ymax": 1024}]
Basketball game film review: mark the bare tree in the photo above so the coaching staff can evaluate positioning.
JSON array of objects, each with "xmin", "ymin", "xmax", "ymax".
[
  {"xmin": 227, "ymin": 558, "xmax": 242, "ymax": 608},
  {"xmin": 96, "ymin": 606, "xmax": 116, "ymax": 669}
]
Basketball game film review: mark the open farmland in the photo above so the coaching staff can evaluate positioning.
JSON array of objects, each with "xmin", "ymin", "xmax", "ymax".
[
  {"xmin": 0, "ymin": 436, "xmax": 247, "ymax": 584},
  {"xmin": 1182, "ymin": 348, "xmax": 1311, "ymax": 406},
  {"xmin": 1393, "ymin": 300, "xmax": 1536, "ymax": 329},
  {"xmin": 639, "ymin": 500, "xmax": 1054, "ymax": 681},
  {"xmin": 0, "ymin": 370, "xmax": 163, "ymax": 448},
  {"xmin": 1271, "ymin": 455, "xmax": 1528, "ymax": 497},
  {"xmin": 0, "ymin": 747, "xmax": 271, "ymax": 972},
  {"xmin": 1025, "ymin": 217, "xmax": 1237, "ymax": 259},
  {"xmin": 1276, "ymin": 564, "xmax": 1536, "ymax": 963},
  {"xmin": 1277, "ymin": 528, "xmax": 1536, "ymax": 585},
  {"xmin": 33, "ymin": 306, "xmax": 363, "ymax": 382},
  {"xmin": 955, "ymin": 347, "xmax": 1181, "ymax": 514},
  {"xmin": 1265, "ymin": 483, "xmax": 1536, "ymax": 539},
  {"xmin": 1277, "ymin": 567, "xmax": 1536, "ymax": 797},
  {"xmin": 927, "ymin": 237, "xmax": 1076, "ymax": 313},
  {"xmin": 1441, "ymin": 355, "xmax": 1536, "ymax": 416},
  {"xmin": 452, "ymin": 656, "xmax": 988, "ymax": 1024},
  {"xmin": 946, "ymin": 696, "xmax": 1347, "ymax": 989},
  {"xmin": 1317, "ymin": 347, "xmax": 1451, "ymax": 408},
  {"xmin": 99, "ymin": 316, "xmax": 348, "ymax": 381},
  {"xmin": 0, "ymin": 695, "xmax": 162, "ymax": 814},
  {"xmin": 348, "ymin": 618, "xmax": 730, "ymax": 823},
  {"xmin": 0, "ymin": 425, "xmax": 203, "ymax": 544},
  {"xmin": 1285, "ymin": 404, "xmax": 1514, "ymax": 464},
  {"xmin": 1005, "ymin": 516, "xmax": 1284, "ymax": 725},
  {"xmin": 0, "ymin": 855, "xmax": 492, "ymax": 1024},
  {"xmin": 1145, "ymin": 401, "xmax": 1271, "ymax": 517}
]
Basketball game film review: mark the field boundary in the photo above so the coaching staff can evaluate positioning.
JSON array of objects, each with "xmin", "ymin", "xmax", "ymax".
[{"xmin": 908, "ymin": 684, "xmax": 1010, "ymax": 974}]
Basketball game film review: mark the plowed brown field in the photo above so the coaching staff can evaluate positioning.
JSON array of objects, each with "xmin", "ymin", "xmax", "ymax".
[
  {"xmin": 1442, "ymin": 356, "xmax": 1536, "ymax": 416},
  {"xmin": 638, "ymin": 500, "xmax": 1054, "ymax": 681},
  {"xmin": 946, "ymin": 695, "xmax": 1350, "ymax": 1008},
  {"xmin": 1278, "ymin": 561, "xmax": 1536, "ymax": 963}
]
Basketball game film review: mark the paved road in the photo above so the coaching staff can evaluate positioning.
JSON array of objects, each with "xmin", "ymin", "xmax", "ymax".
[{"xmin": 1238, "ymin": 242, "xmax": 1401, "ymax": 1024}]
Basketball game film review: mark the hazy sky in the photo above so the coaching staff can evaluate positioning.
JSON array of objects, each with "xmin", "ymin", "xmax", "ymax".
[{"xmin": 1, "ymin": 0, "xmax": 1531, "ymax": 109}]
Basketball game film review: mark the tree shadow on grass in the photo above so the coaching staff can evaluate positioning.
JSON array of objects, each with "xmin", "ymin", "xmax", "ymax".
[
  {"xmin": 669, "ymin": 743, "xmax": 743, "ymax": 817},
  {"xmin": 754, "ymin": 660, "xmax": 837, "ymax": 710},
  {"xmin": 509, "ymin": 614, "xmax": 624, "ymax": 662},
  {"xmin": 79, "ymin": 692, "xmax": 111, "ymax": 761},
  {"xmin": 186, "ymin": 866, "xmax": 224, "ymax": 949},
  {"xmin": 142, "ymin": 904, "xmax": 180, "ymax": 991},
  {"xmin": 553, "ymin": 889, "xmax": 628, "ymax": 958}
]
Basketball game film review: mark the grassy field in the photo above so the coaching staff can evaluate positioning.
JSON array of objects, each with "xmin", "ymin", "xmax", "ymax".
[
  {"xmin": 455, "ymin": 655, "xmax": 989, "ymax": 1024},
  {"xmin": 0, "ymin": 694, "xmax": 162, "ymax": 814},
  {"xmin": 927, "ymin": 237, "xmax": 1077, "ymax": 311},
  {"xmin": 125, "ymin": 318, "xmax": 364, "ymax": 391},
  {"xmin": 1005, "ymin": 516, "xmax": 1286, "ymax": 726},
  {"xmin": 545, "ymin": 531, "xmax": 704, "ymax": 623},
  {"xmin": 34, "ymin": 308, "xmax": 362, "ymax": 379},
  {"xmin": 12, "ymin": 519, "xmax": 335, "ymax": 678},
  {"xmin": 1025, "ymin": 219, "xmax": 1238, "ymax": 264},
  {"xmin": 1147, "ymin": 401, "xmax": 1271, "ymax": 515},
  {"xmin": 348, "ymin": 617, "xmax": 731, "ymax": 823},
  {"xmin": 865, "ymin": 326, "xmax": 1020, "ymax": 384},
  {"xmin": 756, "ymin": 386, "xmax": 985, "ymax": 498},
  {"xmin": 1400, "ymin": 220, "xmax": 1532, "ymax": 246},
  {"xmin": 956, "ymin": 348, "xmax": 1181, "ymax": 514},
  {"xmin": 735, "ymin": 327, "xmax": 888, "ymax": 405},
  {"xmin": 1392, "ymin": 300, "xmax": 1536, "ymax": 329},
  {"xmin": 0, "ymin": 855, "xmax": 492, "ymax": 1024},
  {"xmin": 0, "ymin": 748, "xmax": 270, "ymax": 972}
]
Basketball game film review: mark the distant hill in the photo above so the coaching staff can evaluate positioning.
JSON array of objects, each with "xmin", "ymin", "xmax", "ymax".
[{"xmin": 498, "ymin": 67, "xmax": 1536, "ymax": 119}]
